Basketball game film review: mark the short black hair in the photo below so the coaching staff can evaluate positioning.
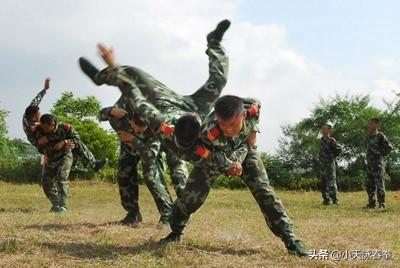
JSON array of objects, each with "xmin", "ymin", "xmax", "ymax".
[
  {"xmin": 174, "ymin": 114, "xmax": 201, "ymax": 149},
  {"xmin": 369, "ymin": 118, "xmax": 380, "ymax": 124},
  {"xmin": 132, "ymin": 113, "xmax": 147, "ymax": 127},
  {"xmin": 214, "ymin": 95, "xmax": 244, "ymax": 121},
  {"xmin": 40, "ymin": 114, "xmax": 55, "ymax": 125},
  {"xmin": 24, "ymin": 106, "xmax": 40, "ymax": 121}
]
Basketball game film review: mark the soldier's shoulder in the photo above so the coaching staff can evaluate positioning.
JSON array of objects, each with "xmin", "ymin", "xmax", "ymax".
[
  {"xmin": 60, "ymin": 123, "xmax": 73, "ymax": 132},
  {"xmin": 201, "ymin": 117, "xmax": 222, "ymax": 143},
  {"xmin": 242, "ymin": 98, "xmax": 261, "ymax": 118},
  {"xmin": 329, "ymin": 137, "xmax": 337, "ymax": 142}
]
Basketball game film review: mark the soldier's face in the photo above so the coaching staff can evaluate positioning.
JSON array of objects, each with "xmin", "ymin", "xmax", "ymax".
[
  {"xmin": 217, "ymin": 113, "xmax": 245, "ymax": 137},
  {"xmin": 322, "ymin": 126, "xmax": 331, "ymax": 137},
  {"xmin": 368, "ymin": 122, "xmax": 379, "ymax": 132},
  {"xmin": 41, "ymin": 122, "xmax": 55, "ymax": 133},
  {"xmin": 131, "ymin": 121, "xmax": 148, "ymax": 133}
]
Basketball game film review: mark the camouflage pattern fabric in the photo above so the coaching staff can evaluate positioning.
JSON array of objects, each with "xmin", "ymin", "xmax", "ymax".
[
  {"xmin": 365, "ymin": 131, "xmax": 393, "ymax": 206},
  {"xmin": 169, "ymin": 98, "xmax": 299, "ymax": 245},
  {"xmin": 319, "ymin": 136, "xmax": 342, "ymax": 203}
]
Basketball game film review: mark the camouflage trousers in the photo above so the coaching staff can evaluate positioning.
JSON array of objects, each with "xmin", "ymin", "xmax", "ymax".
[
  {"xmin": 366, "ymin": 158, "xmax": 386, "ymax": 206},
  {"xmin": 163, "ymin": 148, "xmax": 188, "ymax": 198},
  {"xmin": 319, "ymin": 161, "xmax": 338, "ymax": 203},
  {"xmin": 169, "ymin": 150, "xmax": 298, "ymax": 244},
  {"xmin": 117, "ymin": 144, "xmax": 173, "ymax": 220},
  {"xmin": 71, "ymin": 139, "xmax": 96, "ymax": 168},
  {"xmin": 42, "ymin": 152, "xmax": 73, "ymax": 208},
  {"xmin": 98, "ymin": 40, "xmax": 229, "ymax": 125}
]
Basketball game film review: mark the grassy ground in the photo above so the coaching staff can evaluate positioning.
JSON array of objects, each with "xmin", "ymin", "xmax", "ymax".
[{"xmin": 0, "ymin": 181, "xmax": 399, "ymax": 268}]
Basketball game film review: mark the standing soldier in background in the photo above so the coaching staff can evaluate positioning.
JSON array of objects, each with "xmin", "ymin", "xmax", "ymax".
[
  {"xmin": 23, "ymin": 78, "xmax": 108, "ymax": 172},
  {"xmin": 319, "ymin": 123, "xmax": 342, "ymax": 207},
  {"xmin": 364, "ymin": 118, "xmax": 393, "ymax": 209}
]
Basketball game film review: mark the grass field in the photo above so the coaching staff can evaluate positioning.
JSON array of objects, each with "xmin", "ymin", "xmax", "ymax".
[{"xmin": 0, "ymin": 181, "xmax": 399, "ymax": 267}]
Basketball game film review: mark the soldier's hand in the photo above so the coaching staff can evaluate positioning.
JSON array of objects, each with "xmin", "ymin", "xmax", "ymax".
[
  {"xmin": 111, "ymin": 108, "xmax": 128, "ymax": 118},
  {"xmin": 53, "ymin": 140, "xmax": 66, "ymax": 151},
  {"xmin": 65, "ymin": 139, "xmax": 75, "ymax": 150},
  {"xmin": 118, "ymin": 131, "xmax": 135, "ymax": 143},
  {"xmin": 97, "ymin": 43, "xmax": 116, "ymax": 66},
  {"xmin": 44, "ymin": 78, "xmax": 51, "ymax": 90},
  {"xmin": 37, "ymin": 136, "xmax": 49, "ymax": 146},
  {"xmin": 247, "ymin": 131, "xmax": 257, "ymax": 150},
  {"xmin": 226, "ymin": 162, "xmax": 242, "ymax": 176}
]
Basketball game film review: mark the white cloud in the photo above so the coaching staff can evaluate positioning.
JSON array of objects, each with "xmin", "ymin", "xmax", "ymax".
[{"xmin": 0, "ymin": 0, "xmax": 399, "ymax": 153}]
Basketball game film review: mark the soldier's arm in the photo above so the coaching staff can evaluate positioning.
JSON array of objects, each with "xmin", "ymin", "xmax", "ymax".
[
  {"xmin": 381, "ymin": 134, "xmax": 394, "ymax": 156},
  {"xmin": 99, "ymin": 106, "xmax": 114, "ymax": 121},
  {"xmin": 332, "ymin": 139, "xmax": 343, "ymax": 157},
  {"xmin": 28, "ymin": 78, "xmax": 50, "ymax": 107}
]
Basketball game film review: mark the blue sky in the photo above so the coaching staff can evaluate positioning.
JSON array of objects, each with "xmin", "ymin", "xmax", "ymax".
[{"xmin": 0, "ymin": 0, "xmax": 399, "ymax": 152}]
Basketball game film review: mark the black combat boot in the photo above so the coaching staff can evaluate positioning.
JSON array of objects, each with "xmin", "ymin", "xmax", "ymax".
[
  {"xmin": 79, "ymin": 57, "xmax": 103, "ymax": 85},
  {"xmin": 120, "ymin": 212, "xmax": 143, "ymax": 226},
  {"xmin": 93, "ymin": 158, "xmax": 108, "ymax": 172},
  {"xmin": 159, "ymin": 232, "xmax": 181, "ymax": 244},
  {"xmin": 285, "ymin": 239, "xmax": 309, "ymax": 257},
  {"xmin": 207, "ymin": 19, "xmax": 231, "ymax": 44}
]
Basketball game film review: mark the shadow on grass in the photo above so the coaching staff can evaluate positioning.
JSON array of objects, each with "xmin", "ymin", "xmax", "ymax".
[
  {"xmin": 179, "ymin": 241, "xmax": 264, "ymax": 256},
  {"xmin": 39, "ymin": 239, "xmax": 263, "ymax": 260},
  {"xmin": 40, "ymin": 239, "xmax": 168, "ymax": 260},
  {"xmin": 22, "ymin": 220, "xmax": 154, "ymax": 231},
  {"xmin": 0, "ymin": 207, "xmax": 37, "ymax": 213}
]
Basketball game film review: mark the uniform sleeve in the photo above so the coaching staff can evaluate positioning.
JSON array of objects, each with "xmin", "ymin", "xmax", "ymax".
[
  {"xmin": 381, "ymin": 134, "xmax": 393, "ymax": 156},
  {"xmin": 29, "ymin": 89, "xmax": 47, "ymax": 107},
  {"xmin": 101, "ymin": 65, "xmax": 166, "ymax": 130},
  {"xmin": 99, "ymin": 106, "xmax": 113, "ymax": 121},
  {"xmin": 332, "ymin": 139, "xmax": 342, "ymax": 157}
]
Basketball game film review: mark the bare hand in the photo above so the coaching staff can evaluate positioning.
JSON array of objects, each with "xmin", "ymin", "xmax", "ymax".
[
  {"xmin": 110, "ymin": 108, "xmax": 128, "ymax": 118},
  {"xmin": 53, "ymin": 140, "xmax": 66, "ymax": 151},
  {"xmin": 226, "ymin": 162, "xmax": 243, "ymax": 176},
  {"xmin": 44, "ymin": 78, "xmax": 51, "ymax": 90},
  {"xmin": 37, "ymin": 136, "xmax": 49, "ymax": 146},
  {"xmin": 97, "ymin": 43, "xmax": 115, "ymax": 66},
  {"xmin": 247, "ymin": 131, "xmax": 257, "ymax": 150},
  {"xmin": 64, "ymin": 139, "xmax": 75, "ymax": 150},
  {"xmin": 118, "ymin": 131, "xmax": 135, "ymax": 143}
]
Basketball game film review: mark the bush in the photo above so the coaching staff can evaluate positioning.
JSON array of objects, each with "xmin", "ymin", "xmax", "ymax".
[{"xmin": 0, "ymin": 157, "xmax": 42, "ymax": 183}]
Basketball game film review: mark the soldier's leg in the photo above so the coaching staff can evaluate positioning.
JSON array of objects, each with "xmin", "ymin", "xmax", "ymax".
[
  {"xmin": 241, "ymin": 150, "xmax": 298, "ymax": 244},
  {"xmin": 42, "ymin": 163, "xmax": 60, "ymax": 208},
  {"xmin": 376, "ymin": 161, "xmax": 386, "ymax": 206},
  {"xmin": 142, "ymin": 156, "xmax": 173, "ymax": 224},
  {"xmin": 165, "ymin": 149, "xmax": 188, "ymax": 198},
  {"xmin": 117, "ymin": 145, "xmax": 141, "ymax": 217},
  {"xmin": 169, "ymin": 165, "xmax": 215, "ymax": 235},
  {"xmin": 188, "ymin": 41, "xmax": 229, "ymax": 119},
  {"xmin": 56, "ymin": 153, "xmax": 73, "ymax": 209},
  {"xmin": 328, "ymin": 163, "xmax": 339, "ymax": 204},
  {"xmin": 366, "ymin": 161, "xmax": 377, "ymax": 207},
  {"xmin": 319, "ymin": 166, "xmax": 330, "ymax": 204},
  {"xmin": 73, "ymin": 138, "xmax": 96, "ymax": 167}
]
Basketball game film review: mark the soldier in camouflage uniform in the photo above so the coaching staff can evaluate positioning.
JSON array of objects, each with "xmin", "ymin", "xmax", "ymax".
[
  {"xmin": 100, "ymin": 97, "xmax": 186, "ymax": 227},
  {"xmin": 23, "ymin": 78, "xmax": 107, "ymax": 172},
  {"xmin": 80, "ymin": 21, "xmax": 308, "ymax": 256},
  {"xmin": 319, "ymin": 123, "xmax": 342, "ymax": 206},
  {"xmin": 35, "ymin": 114, "xmax": 77, "ymax": 213},
  {"xmin": 79, "ymin": 19, "xmax": 230, "ymax": 129},
  {"xmin": 364, "ymin": 118, "xmax": 393, "ymax": 209}
]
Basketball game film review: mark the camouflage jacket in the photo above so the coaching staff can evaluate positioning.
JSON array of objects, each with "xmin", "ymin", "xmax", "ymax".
[
  {"xmin": 365, "ymin": 131, "xmax": 393, "ymax": 160},
  {"xmin": 197, "ymin": 98, "xmax": 261, "ymax": 173},
  {"xmin": 99, "ymin": 96, "xmax": 161, "ymax": 161},
  {"xmin": 22, "ymin": 89, "xmax": 47, "ymax": 147},
  {"xmin": 319, "ymin": 136, "xmax": 342, "ymax": 162},
  {"xmin": 35, "ymin": 122, "xmax": 79, "ymax": 161}
]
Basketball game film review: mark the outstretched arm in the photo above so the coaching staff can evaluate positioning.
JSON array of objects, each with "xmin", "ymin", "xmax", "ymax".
[{"xmin": 29, "ymin": 78, "xmax": 50, "ymax": 107}]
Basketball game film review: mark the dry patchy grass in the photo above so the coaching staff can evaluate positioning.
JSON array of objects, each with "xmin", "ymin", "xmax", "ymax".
[{"xmin": 0, "ymin": 181, "xmax": 399, "ymax": 267}]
